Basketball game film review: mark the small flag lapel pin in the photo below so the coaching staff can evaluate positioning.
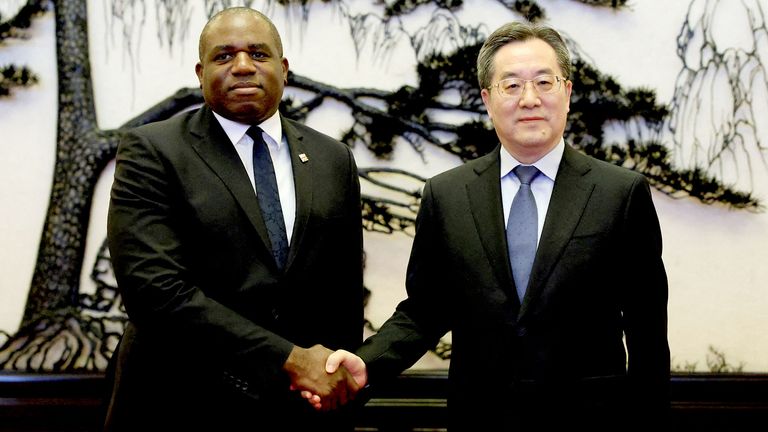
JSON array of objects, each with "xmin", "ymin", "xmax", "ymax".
[{"xmin": 299, "ymin": 153, "xmax": 309, "ymax": 163}]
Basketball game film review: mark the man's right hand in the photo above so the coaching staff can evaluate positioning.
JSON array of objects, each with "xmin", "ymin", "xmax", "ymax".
[
  {"xmin": 326, "ymin": 349, "xmax": 367, "ymax": 387},
  {"xmin": 283, "ymin": 344, "xmax": 360, "ymax": 411},
  {"xmin": 297, "ymin": 349, "xmax": 368, "ymax": 410}
]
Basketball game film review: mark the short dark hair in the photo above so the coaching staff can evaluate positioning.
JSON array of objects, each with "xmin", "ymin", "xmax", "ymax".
[
  {"xmin": 198, "ymin": 7, "xmax": 284, "ymax": 60},
  {"xmin": 476, "ymin": 21, "xmax": 571, "ymax": 89}
]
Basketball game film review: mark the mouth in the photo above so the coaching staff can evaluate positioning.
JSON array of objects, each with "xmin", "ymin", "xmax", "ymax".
[
  {"xmin": 229, "ymin": 82, "xmax": 262, "ymax": 94},
  {"xmin": 231, "ymin": 81, "xmax": 260, "ymax": 89},
  {"xmin": 519, "ymin": 116, "xmax": 545, "ymax": 123}
]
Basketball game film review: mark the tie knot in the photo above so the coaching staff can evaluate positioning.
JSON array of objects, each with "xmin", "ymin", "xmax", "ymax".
[
  {"xmin": 246, "ymin": 126, "xmax": 265, "ymax": 143},
  {"xmin": 513, "ymin": 165, "xmax": 540, "ymax": 185}
]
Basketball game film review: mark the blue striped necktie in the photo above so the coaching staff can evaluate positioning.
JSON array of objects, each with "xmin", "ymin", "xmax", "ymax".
[{"xmin": 247, "ymin": 126, "xmax": 289, "ymax": 270}]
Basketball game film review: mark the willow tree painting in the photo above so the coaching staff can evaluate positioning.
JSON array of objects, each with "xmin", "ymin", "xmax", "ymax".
[{"xmin": 0, "ymin": 0, "xmax": 765, "ymax": 372}]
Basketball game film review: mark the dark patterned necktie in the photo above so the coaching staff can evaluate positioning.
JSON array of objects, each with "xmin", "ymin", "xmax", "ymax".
[
  {"xmin": 507, "ymin": 165, "xmax": 540, "ymax": 301},
  {"xmin": 247, "ymin": 126, "xmax": 289, "ymax": 270}
]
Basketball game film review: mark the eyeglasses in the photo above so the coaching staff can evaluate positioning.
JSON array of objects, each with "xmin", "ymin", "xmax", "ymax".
[{"xmin": 489, "ymin": 75, "xmax": 566, "ymax": 98}]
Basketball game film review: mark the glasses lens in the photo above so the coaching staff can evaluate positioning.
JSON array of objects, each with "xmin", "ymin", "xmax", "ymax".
[
  {"xmin": 496, "ymin": 75, "xmax": 560, "ymax": 97},
  {"xmin": 534, "ymin": 76, "xmax": 556, "ymax": 93}
]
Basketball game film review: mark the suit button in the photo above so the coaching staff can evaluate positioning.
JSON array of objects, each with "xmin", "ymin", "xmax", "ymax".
[
  {"xmin": 272, "ymin": 308, "xmax": 280, "ymax": 320},
  {"xmin": 516, "ymin": 327, "xmax": 528, "ymax": 337}
]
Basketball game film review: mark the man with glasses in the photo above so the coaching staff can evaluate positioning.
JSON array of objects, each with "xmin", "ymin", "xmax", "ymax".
[{"xmin": 318, "ymin": 21, "xmax": 670, "ymax": 430}]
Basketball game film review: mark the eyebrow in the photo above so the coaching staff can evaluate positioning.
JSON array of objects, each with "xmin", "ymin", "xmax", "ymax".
[
  {"xmin": 498, "ymin": 68, "xmax": 556, "ymax": 79},
  {"xmin": 210, "ymin": 42, "xmax": 272, "ymax": 53}
]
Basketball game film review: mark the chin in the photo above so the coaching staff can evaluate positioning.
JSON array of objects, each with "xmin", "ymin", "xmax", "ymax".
[
  {"xmin": 228, "ymin": 105, "xmax": 266, "ymax": 121},
  {"xmin": 516, "ymin": 133, "xmax": 551, "ymax": 147}
]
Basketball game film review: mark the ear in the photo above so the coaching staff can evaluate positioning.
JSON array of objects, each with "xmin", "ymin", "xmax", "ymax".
[
  {"xmin": 564, "ymin": 79, "xmax": 573, "ymax": 113},
  {"xmin": 480, "ymin": 87, "xmax": 493, "ymax": 120},
  {"xmin": 195, "ymin": 63, "xmax": 204, "ymax": 88},
  {"xmin": 282, "ymin": 57, "xmax": 289, "ymax": 85}
]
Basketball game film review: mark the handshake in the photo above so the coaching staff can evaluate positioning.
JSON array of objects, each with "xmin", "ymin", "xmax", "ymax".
[{"xmin": 283, "ymin": 345, "xmax": 367, "ymax": 411}]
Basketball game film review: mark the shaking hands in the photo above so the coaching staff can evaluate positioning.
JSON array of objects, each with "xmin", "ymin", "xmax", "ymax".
[{"xmin": 283, "ymin": 345, "xmax": 367, "ymax": 411}]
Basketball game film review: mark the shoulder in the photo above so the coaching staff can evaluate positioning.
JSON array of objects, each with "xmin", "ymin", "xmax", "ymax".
[
  {"xmin": 128, "ymin": 109, "xmax": 197, "ymax": 136},
  {"xmin": 565, "ymin": 145, "xmax": 647, "ymax": 186},
  {"xmin": 282, "ymin": 117, "xmax": 356, "ymax": 168},
  {"xmin": 281, "ymin": 118, "xmax": 360, "ymax": 181},
  {"xmin": 118, "ymin": 109, "xmax": 201, "ymax": 156},
  {"xmin": 114, "ymin": 109, "xmax": 208, "ymax": 165},
  {"xmin": 428, "ymin": 150, "xmax": 498, "ymax": 188},
  {"xmin": 284, "ymin": 117, "xmax": 348, "ymax": 150}
]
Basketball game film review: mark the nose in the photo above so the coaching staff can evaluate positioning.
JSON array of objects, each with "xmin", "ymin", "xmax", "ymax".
[
  {"xmin": 517, "ymin": 81, "xmax": 540, "ymax": 107},
  {"xmin": 231, "ymin": 52, "xmax": 256, "ymax": 75}
]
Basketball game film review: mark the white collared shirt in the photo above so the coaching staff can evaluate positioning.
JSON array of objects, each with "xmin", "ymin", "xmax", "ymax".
[
  {"xmin": 500, "ymin": 139, "xmax": 565, "ymax": 244},
  {"xmin": 213, "ymin": 111, "xmax": 296, "ymax": 244}
]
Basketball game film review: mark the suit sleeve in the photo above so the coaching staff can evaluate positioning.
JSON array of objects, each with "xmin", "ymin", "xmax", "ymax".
[
  {"xmin": 357, "ymin": 179, "xmax": 452, "ymax": 382},
  {"xmin": 620, "ymin": 175, "xmax": 670, "ymax": 408}
]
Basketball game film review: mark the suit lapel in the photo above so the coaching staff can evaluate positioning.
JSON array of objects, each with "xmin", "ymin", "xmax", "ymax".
[
  {"xmin": 519, "ymin": 145, "xmax": 594, "ymax": 317},
  {"xmin": 281, "ymin": 118, "xmax": 312, "ymax": 270},
  {"xmin": 188, "ymin": 107, "xmax": 274, "ymax": 257},
  {"xmin": 466, "ymin": 150, "xmax": 521, "ymax": 313}
]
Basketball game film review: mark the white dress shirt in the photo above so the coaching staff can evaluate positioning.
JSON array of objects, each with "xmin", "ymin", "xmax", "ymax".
[
  {"xmin": 500, "ymin": 139, "xmax": 565, "ymax": 245},
  {"xmin": 213, "ymin": 111, "xmax": 296, "ymax": 244}
]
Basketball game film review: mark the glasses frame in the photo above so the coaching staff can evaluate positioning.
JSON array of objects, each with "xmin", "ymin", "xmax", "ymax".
[{"xmin": 488, "ymin": 74, "xmax": 567, "ymax": 98}]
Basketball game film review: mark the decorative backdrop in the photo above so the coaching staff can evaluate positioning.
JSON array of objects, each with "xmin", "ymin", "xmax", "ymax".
[{"xmin": 0, "ymin": 0, "xmax": 766, "ymax": 372}]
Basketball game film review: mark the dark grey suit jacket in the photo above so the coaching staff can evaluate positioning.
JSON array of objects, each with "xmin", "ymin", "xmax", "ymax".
[
  {"xmin": 104, "ymin": 105, "xmax": 364, "ymax": 431},
  {"xmin": 358, "ymin": 144, "xmax": 669, "ymax": 430}
]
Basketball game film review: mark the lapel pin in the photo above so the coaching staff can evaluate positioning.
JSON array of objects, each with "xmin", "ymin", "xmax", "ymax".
[{"xmin": 299, "ymin": 153, "xmax": 309, "ymax": 163}]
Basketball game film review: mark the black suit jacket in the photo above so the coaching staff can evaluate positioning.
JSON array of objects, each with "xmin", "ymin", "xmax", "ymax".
[
  {"xmin": 104, "ymin": 106, "xmax": 363, "ymax": 431},
  {"xmin": 358, "ymin": 144, "xmax": 669, "ymax": 430}
]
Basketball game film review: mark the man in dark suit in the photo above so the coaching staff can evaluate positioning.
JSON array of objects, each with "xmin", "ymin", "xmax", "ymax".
[
  {"xmin": 104, "ymin": 7, "xmax": 364, "ymax": 431},
  {"xmin": 321, "ymin": 21, "xmax": 670, "ymax": 430}
]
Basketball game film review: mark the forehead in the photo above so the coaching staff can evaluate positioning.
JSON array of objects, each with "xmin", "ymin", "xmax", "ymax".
[
  {"xmin": 492, "ymin": 38, "xmax": 561, "ymax": 78},
  {"xmin": 202, "ymin": 13, "xmax": 276, "ymax": 52}
]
